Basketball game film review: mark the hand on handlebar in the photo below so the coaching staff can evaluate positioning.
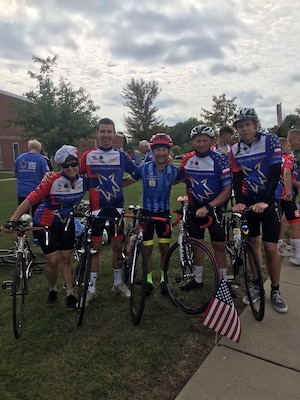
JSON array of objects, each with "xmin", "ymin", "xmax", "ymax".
[{"xmin": 3, "ymin": 220, "xmax": 18, "ymax": 231}]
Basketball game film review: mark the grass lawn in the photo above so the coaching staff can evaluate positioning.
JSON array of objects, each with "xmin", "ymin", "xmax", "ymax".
[{"xmin": 0, "ymin": 178, "xmax": 242, "ymax": 400}]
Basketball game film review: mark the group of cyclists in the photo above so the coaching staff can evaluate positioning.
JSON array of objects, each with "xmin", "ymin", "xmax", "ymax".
[{"xmin": 4, "ymin": 106, "xmax": 296, "ymax": 315}]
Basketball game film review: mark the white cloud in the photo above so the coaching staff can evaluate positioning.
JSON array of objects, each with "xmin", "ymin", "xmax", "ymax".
[{"xmin": 0, "ymin": 0, "xmax": 299, "ymax": 131}]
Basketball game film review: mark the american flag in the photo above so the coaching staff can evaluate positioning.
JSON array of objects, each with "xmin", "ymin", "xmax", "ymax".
[{"xmin": 201, "ymin": 277, "xmax": 242, "ymax": 343}]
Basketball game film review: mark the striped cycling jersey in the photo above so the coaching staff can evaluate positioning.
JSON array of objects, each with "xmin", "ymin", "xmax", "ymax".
[
  {"xmin": 80, "ymin": 146, "xmax": 139, "ymax": 210},
  {"xmin": 230, "ymin": 132, "xmax": 282, "ymax": 200},
  {"xmin": 134, "ymin": 162, "xmax": 181, "ymax": 212},
  {"xmin": 180, "ymin": 150, "xmax": 231, "ymax": 208},
  {"xmin": 27, "ymin": 172, "xmax": 86, "ymax": 227}
]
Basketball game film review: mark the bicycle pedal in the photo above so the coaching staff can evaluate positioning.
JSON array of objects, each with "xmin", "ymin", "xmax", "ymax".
[{"xmin": 2, "ymin": 280, "xmax": 13, "ymax": 290}]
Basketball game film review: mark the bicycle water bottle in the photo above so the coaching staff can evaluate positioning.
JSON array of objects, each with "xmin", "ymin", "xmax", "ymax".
[{"xmin": 233, "ymin": 227, "xmax": 241, "ymax": 249}]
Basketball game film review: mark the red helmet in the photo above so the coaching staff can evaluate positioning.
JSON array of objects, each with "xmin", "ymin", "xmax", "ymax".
[{"xmin": 149, "ymin": 133, "xmax": 173, "ymax": 148}]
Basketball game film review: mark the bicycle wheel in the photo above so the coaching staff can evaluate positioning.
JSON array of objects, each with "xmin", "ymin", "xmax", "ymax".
[
  {"xmin": 242, "ymin": 241, "xmax": 265, "ymax": 321},
  {"xmin": 130, "ymin": 240, "xmax": 147, "ymax": 325},
  {"xmin": 76, "ymin": 244, "xmax": 91, "ymax": 326},
  {"xmin": 12, "ymin": 253, "xmax": 27, "ymax": 339},
  {"xmin": 164, "ymin": 238, "xmax": 219, "ymax": 314},
  {"xmin": 122, "ymin": 223, "xmax": 132, "ymax": 284}
]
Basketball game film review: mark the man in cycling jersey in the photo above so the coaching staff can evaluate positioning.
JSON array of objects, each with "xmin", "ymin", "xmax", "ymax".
[
  {"xmin": 131, "ymin": 133, "xmax": 181, "ymax": 295},
  {"xmin": 80, "ymin": 118, "xmax": 139, "ymax": 304},
  {"xmin": 179, "ymin": 125, "xmax": 232, "ymax": 292},
  {"xmin": 230, "ymin": 107, "xmax": 288, "ymax": 313}
]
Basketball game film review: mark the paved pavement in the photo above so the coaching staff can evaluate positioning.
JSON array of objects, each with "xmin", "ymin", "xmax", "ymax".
[{"xmin": 176, "ymin": 256, "xmax": 300, "ymax": 400}]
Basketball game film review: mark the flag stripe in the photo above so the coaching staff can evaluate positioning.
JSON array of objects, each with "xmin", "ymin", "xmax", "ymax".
[{"xmin": 201, "ymin": 277, "xmax": 242, "ymax": 343}]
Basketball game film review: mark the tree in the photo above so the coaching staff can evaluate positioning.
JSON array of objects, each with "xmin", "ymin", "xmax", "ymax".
[
  {"xmin": 121, "ymin": 78, "xmax": 163, "ymax": 146},
  {"xmin": 166, "ymin": 118, "xmax": 202, "ymax": 153},
  {"xmin": 11, "ymin": 55, "xmax": 100, "ymax": 156},
  {"xmin": 201, "ymin": 94, "xmax": 237, "ymax": 131},
  {"xmin": 270, "ymin": 114, "xmax": 300, "ymax": 137}
]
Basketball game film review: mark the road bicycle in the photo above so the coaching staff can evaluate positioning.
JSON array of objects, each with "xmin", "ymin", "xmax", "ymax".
[
  {"xmin": 163, "ymin": 196, "xmax": 219, "ymax": 315},
  {"xmin": 71, "ymin": 209, "xmax": 121, "ymax": 326},
  {"xmin": 121, "ymin": 205, "xmax": 169, "ymax": 325},
  {"xmin": 224, "ymin": 209, "xmax": 265, "ymax": 321},
  {"xmin": 1, "ymin": 225, "xmax": 47, "ymax": 339}
]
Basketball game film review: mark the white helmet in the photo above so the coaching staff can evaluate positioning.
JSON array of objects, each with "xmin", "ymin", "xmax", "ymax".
[
  {"xmin": 233, "ymin": 107, "xmax": 258, "ymax": 126},
  {"xmin": 190, "ymin": 125, "xmax": 214, "ymax": 139}
]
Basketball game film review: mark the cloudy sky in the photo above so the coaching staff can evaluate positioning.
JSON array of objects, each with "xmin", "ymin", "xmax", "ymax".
[{"xmin": 1, "ymin": 0, "xmax": 300, "ymax": 132}]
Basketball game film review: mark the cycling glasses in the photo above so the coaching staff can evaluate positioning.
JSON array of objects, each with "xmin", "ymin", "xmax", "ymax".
[{"xmin": 61, "ymin": 162, "xmax": 79, "ymax": 169}]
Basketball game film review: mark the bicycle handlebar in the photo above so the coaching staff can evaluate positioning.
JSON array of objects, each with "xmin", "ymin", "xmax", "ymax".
[
  {"xmin": 124, "ymin": 213, "xmax": 171, "ymax": 237},
  {"xmin": 171, "ymin": 210, "xmax": 213, "ymax": 229}
]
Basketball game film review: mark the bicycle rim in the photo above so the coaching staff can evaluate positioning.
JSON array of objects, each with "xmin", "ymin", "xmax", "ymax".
[
  {"xmin": 164, "ymin": 238, "xmax": 219, "ymax": 314},
  {"xmin": 12, "ymin": 253, "xmax": 27, "ymax": 339},
  {"xmin": 130, "ymin": 242, "xmax": 147, "ymax": 325},
  {"xmin": 76, "ymin": 248, "xmax": 91, "ymax": 326},
  {"xmin": 243, "ymin": 242, "xmax": 265, "ymax": 321}
]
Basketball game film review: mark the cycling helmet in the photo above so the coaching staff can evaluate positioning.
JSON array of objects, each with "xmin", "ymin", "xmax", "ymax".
[
  {"xmin": 149, "ymin": 133, "xmax": 173, "ymax": 149},
  {"xmin": 233, "ymin": 107, "xmax": 258, "ymax": 126},
  {"xmin": 190, "ymin": 125, "xmax": 215, "ymax": 139}
]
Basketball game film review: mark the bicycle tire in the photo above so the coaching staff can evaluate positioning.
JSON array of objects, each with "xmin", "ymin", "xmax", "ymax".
[
  {"xmin": 12, "ymin": 252, "xmax": 27, "ymax": 339},
  {"xmin": 242, "ymin": 241, "xmax": 265, "ymax": 321},
  {"xmin": 122, "ymin": 223, "xmax": 132, "ymax": 284},
  {"xmin": 164, "ymin": 238, "xmax": 219, "ymax": 314},
  {"xmin": 130, "ymin": 240, "xmax": 147, "ymax": 325},
  {"xmin": 76, "ymin": 243, "xmax": 92, "ymax": 327}
]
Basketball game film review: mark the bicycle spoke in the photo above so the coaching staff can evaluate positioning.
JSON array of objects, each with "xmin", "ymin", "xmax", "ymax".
[{"xmin": 164, "ymin": 238, "xmax": 219, "ymax": 314}]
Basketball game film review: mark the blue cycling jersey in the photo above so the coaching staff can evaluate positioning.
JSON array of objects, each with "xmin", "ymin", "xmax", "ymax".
[
  {"xmin": 135, "ymin": 161, "xmax": 180, "ymax": 212},
  {"xmin": 230, "ymin": 132, "xmax": 282, "ymax": 200}
]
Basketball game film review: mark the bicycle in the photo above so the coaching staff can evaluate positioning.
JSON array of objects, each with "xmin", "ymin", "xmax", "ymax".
[
  {"xmin": 71, "ymin": 209, "xmax": 121, "ymax": 326},
  {"xmin": 224, "ymin": 208, "xmax": 265, "ymax": 321},
  {"xmin": 121, "ymin": 205, "xmax": 169, "ymax": 325},
  {"xmin": 1, "ymin": 225, "xmax": 47, "ymax": 339},
  {"xmin": 163, "ymin": 196, "xmax": 219, "ymax": 315}
]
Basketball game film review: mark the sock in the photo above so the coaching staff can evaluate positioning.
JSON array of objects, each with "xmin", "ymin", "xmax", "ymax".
[
  {"xmin": 66, "ymin": 289, "xmax": 74, "ymax": 296},
  {"xmin": 147, "ymin": 272, "xmax": 153, "ymax": 284},
  {"xmin": 49, "ymin": 286, "xmax": 57, "ymax": 292},
  {"xmin": 271, "ymin": 285, "xmax": 279, "ymax": 293},
  {"xmin": 160, "ymin": 270, "xmax": 164, "ymax": 283},
  {"xmin": 89, "ymin": 272, "xmax": 97, "ymax": 293},
  {"xmin": 220, "ymin": 268, "xmax": 227, "ymax": 281},
  {"xmin": 113, "ymin": 268, "xmax": 122, "ymax": 286},
  {"xmin": 194, "ymin": 265, "xmax": 203, "ymax": 283},
  {"xmin": 289, "ymin": 238, "xmax": 300, "ymax": 258}
]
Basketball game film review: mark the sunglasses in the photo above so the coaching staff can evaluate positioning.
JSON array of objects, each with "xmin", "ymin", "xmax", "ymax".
[{"xmin": 61, "ymin": 162, "xmax": 79, "ymax": 169}]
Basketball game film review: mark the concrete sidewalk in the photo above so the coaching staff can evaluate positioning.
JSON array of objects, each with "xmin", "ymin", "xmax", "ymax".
[{"xmin": 176, "ymin": 257, "xmax": 300, "ymax": 400}]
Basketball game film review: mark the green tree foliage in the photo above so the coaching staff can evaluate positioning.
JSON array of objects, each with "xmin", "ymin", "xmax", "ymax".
[
  {"xmin": 201, "ymin": 94, "xmax": 237, "ymax": 131},
  {"xmin": 11, "ymin": 55, "xmax": 100, "ymax": 156},
  {"xmin": 166, "ymin": 118, "xmax": 202, "ymax": 153},
  {"xmin": 121, "ymin": 78, "xmax": 163, "ymax": 146},
  {"xmin": 270, "ymin": 114, "xmax": 300, "ymax": 137}
]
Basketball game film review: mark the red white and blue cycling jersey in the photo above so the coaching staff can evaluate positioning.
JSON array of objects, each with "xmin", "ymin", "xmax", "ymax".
[
  {"xmin": 134, "ymin": 162, "xmax": 181, "ymax": 212},
  {"xmin": 27, "ymin": 172, "xmax": 86, "ymax": 227},
  {"xmin": 281, "ymin": 153, "xmax": 296, "ymax": 199},
  {"xmin": 211, "ymin": 143, "xmax": 231, "ymax": 158},
  {"xmin": 80, "ymin": 146, "xmax": 139, "ymax": 211},
  {"xmin": 180, "ymin": 150, "xmax": 231, "ymax": 207},
  {"xmin": 230, "ymin": 132, "xmax": 282, "ymax": 200}
]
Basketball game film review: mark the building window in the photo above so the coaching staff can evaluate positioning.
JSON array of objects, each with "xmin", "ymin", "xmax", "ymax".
[{"xmin": 13, "ymin": 142, "xmax": 20, "ymax": 161}]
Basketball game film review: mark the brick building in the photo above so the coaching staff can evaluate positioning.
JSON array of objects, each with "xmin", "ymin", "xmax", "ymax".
[{"xmin": 0, "ymin": 90, "xmax": 124, "ymax": 170}]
